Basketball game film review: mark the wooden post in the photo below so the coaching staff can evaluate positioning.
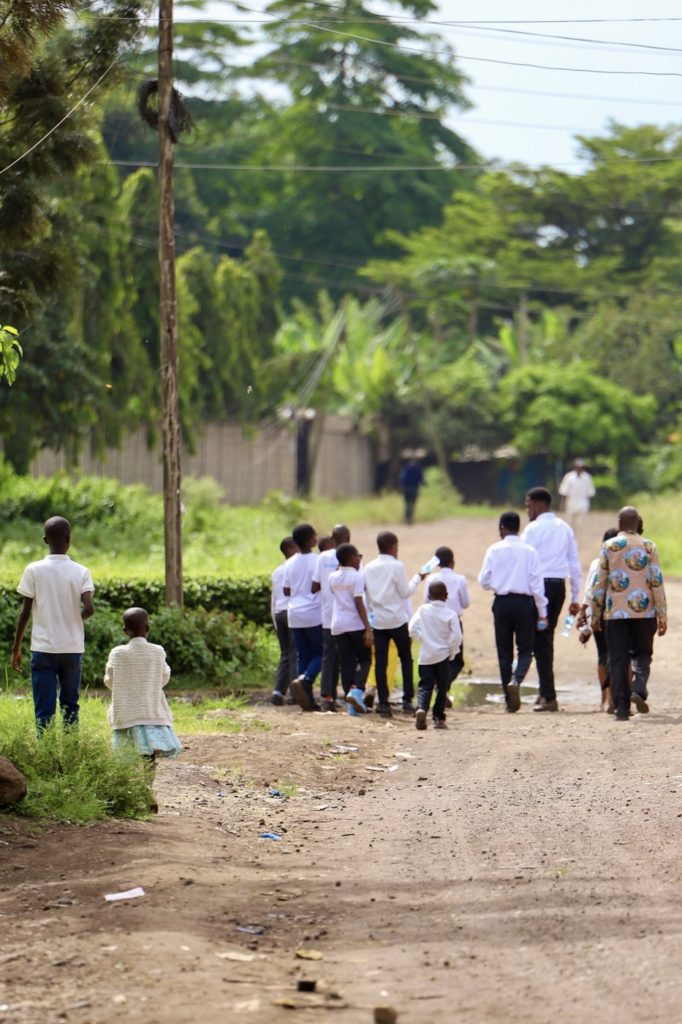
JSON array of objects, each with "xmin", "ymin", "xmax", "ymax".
[{"xmin": 158, "ymin": 0, "xmax": 183, "ymax": 606}]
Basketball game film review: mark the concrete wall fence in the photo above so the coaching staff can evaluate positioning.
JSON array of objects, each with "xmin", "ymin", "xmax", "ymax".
[{"xmin": 28, "ymin": 415, "xmax": 374, "ymax": 505}]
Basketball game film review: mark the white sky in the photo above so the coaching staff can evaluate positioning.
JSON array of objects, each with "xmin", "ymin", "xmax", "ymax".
[
  {"xmin": 193, "ymin": 0, "xmax": 682, "ymax": 168},
  {"xmin": 437, "ymin": 0, "xmax": 682, "ymax": 167}
]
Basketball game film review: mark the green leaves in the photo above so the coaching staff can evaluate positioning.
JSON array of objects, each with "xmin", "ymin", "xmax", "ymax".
[{"xmin": 0, "ymin": 325, "xmax": 22, "ymax": 385}]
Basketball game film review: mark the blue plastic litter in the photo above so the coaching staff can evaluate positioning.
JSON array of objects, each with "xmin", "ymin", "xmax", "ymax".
[{"xmin": 259, "ymin": 831, "xmax": 282, "ymax": 841}]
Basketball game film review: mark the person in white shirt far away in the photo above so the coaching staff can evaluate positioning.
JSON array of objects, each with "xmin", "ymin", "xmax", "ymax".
[
  {"xmin": 12, "ymin": 515, "xmax": 95, "ymax": 732},
  {"xmin": 409, "ymin": 580, "xmax": 462, "ymax": 730},
  {"xmin": 312, "ymin": 523, "xmax": 350, "ymax": 712},
  {"xmin": 329, "ymin": 543, "xmax": 372, "ymax": 715},
  {"xmin": 522, "ymin": 487, "xmax": 582, "ymax": 713},
  {"xmin": 363, "ymin": 530, "xmax": 427, "ymax": 718},
  {"xmin": 283, "ymin": 523, "xmax": 323, "ymax": 712},
  {"xmin": 270, "ymin": 535, "xmax": 300, "ymax": 706},
  {"xmin": 424, "ymin": 545, "xmax": 470, "ymax": 690},
  {"xmin": 478, "ymin": 511, "xmax": 548, "ymax": 713},
  {"xmin": 104, "ymin": 607, "xmax": 183, "ymax": 764},
  {"xmin": 559, "ymin": 458, "xmax": 596, "ymax": 535}
]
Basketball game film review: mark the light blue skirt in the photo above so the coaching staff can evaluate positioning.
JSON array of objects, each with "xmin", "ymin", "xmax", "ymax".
[{"xmin": 113, "ymin": 725, "xmax": 183, "ymax": 758}]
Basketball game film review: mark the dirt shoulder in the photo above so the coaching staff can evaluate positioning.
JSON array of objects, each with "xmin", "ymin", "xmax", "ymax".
[{"xmin": 2, "ymin": 513, "xmax": 681, "ymax": 1024}]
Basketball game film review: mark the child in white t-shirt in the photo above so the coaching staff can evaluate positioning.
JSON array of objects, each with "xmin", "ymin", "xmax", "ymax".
[
  {"xmin": 425, "ymin": 546, "xmax": 470, "ymax": 686},
  {"xmin": 270, "ymin": 536, "xmax": 299, "ymax": 705},
  {"xmin": 283, "ymin": 523, "xmax": 323, "ymax": 711},
  {"xmin": 13, "ymin": 515, "xmax": 95, "ymax": 732},
  {"xmin": 104, "ymin": 607, "xmax": 182, "ymax": 762},
  {"xmin": 329, "ymin": 543, "xmax": 372, "ymax": 715},
  {"xmin": 312, "ymin": 525, "xmax": 350, "ymax": 711}
]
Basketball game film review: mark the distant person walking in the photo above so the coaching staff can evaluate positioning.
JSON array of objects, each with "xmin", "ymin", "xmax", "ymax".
[
  {"xmin": 559, "ymin": 458, "xmax": 596, "ymax": 535},
  {"xmin": 400, "ymin": 458, "xmax": 425, "ymax": 526},
  {"xmin": 12, "ymin": 516, "xmax": 95, "ymax": 732},
  {"xmin": 478, "ymin": 512, "xmax": 548, "ymax": 713},
  {"xmin": 522, "ymin": 487, "xmax": 582, "ymax": 713},
  {"xmin": 590, "ymin": 506, "xmax": 667, "ymax": 722}
]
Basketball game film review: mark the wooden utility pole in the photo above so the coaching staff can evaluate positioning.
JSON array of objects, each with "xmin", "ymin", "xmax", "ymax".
[{"xmin": 158, "ymin": 0, "xmax": 183, "ymax": 605}]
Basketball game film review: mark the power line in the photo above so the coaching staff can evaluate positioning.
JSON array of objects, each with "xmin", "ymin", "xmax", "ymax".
[{"xmin": 0, "ymin": 57, "xmax": 120, "ymax": 176}]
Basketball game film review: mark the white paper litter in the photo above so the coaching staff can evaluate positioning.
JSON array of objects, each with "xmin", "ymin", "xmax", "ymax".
[{"xmin": 104, "ymin": 887, "xmax": 145, "ymax": 902}]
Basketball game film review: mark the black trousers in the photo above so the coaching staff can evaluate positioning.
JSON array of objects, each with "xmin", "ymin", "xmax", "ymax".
[
  {"xmin": 449, "ymin": 624, "xmax": 464, "ymax": 684},
  {"xmin": 335, "ymin": 630, "xmax": 372, "ymax": 694},
  {"xmin": 403, "ymin": 488, "xmax": 419, "ymax": 525},
  {"xmin": 417, "ymin": 658, "xmax": 451, "ymax": 720},
  {"xmin": 320, "ymin": 627, "xmax": 340, "ymax": 699},
  {"xmin": 274, "ymin": 611, "xmax": 297, "ymax": 695},
  {"xmin": 605, "ymin": 619, "xmax": 657, "ymax": 717},
  {"xmin": 492, "ymin": 594, "xmax": 536, "ymax": 697},
  {"xmin": 533, "ymin": 578, "xmax": 566, "ymax": 703},
  {"xmin": 373, "ymin": 623, "xmax": 414, "ymax": 705}
]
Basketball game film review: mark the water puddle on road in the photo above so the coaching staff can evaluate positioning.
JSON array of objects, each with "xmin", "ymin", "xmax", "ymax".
[{"xmin": 450, "ymin": 676, "xmax": 598, "ymax": 708}]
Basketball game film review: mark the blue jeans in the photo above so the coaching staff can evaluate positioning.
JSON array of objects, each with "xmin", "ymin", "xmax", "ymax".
[
  {"xmin": 292, "ymin": 626, "xmax": 324, "ymax": 682},
  {"xmin": 31, "ymin": 652, "xmax": 83, "ymax": 731}
]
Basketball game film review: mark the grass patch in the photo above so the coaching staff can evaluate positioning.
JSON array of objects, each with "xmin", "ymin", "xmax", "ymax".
[
  {"xmin": 0, "ymin": 696, "xmax": 154, "ymax": 822},
  {"xmin": 170, "ymin": 696, "xmax": 269, "ymax": 735},
  {"xmin": 632, "ymin": 491, "xmax": 682, "ymax": 576}
]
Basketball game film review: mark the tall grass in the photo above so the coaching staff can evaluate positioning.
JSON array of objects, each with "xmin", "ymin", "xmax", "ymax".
[
  {"xmin": 632, "ymin": 492, "xmax": 682, "ymax": 576},
  {"xmin": 0, "ymin": 696, "xmax": 154, "ymax": 822}
]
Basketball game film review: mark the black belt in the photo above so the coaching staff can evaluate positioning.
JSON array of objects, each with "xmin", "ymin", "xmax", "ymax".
[{"xmin": 545, "ymin": 577, "xmax": 565, "ymax": 582}]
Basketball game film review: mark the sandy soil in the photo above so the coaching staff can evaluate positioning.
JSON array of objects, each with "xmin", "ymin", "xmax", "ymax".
[{"xmin": 2, "ymin": 513, "xmax": 682, "ymax": 1024}]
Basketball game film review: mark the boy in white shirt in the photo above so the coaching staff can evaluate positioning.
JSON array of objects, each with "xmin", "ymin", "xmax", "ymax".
[
  {"xmin": 329, "ymin": 543, "xmax": 372, "ymax": 714},
  {"xmin": 409, "ymin": 581, "xmax": 462, "ymax": 730},
  {"xmin": 12, "ymin": 516, "xmax": 95, "ymax": 732},
  {"xmin": 312, "ymin": 524, "xmax": 350, "ymax": 711},
  {"xmin": 425, "ymin": 545, "xmax": 470, "ymax": 686},
  {"xmin": 364, "ymin": 530, "xmax": 426, "ymax": 718},
  {"xmin": 271, "ymin": 536, "xmax": 299, "ymax": 706},
  {"xmin": 284, "ymin": 523, "xmax": 323, "ymax": 711}
]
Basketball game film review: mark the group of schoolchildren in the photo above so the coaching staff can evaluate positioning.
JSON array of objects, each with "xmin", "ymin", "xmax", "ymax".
[{"xmin": 271, "ymin": 522, "xmax": 470, "ymax": 729}]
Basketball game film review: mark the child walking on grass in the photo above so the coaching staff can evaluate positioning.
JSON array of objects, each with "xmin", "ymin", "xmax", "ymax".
[
  {"xmin": 409, "ymin": 581, "xmax": 462, "ymax": 731},
  {"xmin": 104, "ymin": 607, "xmax": 182, "ymax": 762}
]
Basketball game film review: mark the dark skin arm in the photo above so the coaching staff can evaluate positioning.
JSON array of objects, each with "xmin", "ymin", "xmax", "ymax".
[
  {"xmin": 354, "ymin": 596, "xmax": 373, "ymax": 648},
  {"xmin": 12, "ymin": 597, "xmax": 33, "ymax": 672}
]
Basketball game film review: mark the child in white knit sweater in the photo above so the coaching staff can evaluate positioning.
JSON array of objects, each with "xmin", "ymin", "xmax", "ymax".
[{"xmin": 104, "ymin": 607, "xmax": 182, "ymax": 761}]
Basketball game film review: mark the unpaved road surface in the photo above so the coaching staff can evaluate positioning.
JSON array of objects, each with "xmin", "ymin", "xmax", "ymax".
[{"xmin": 2, "ymin": 513, "xmax": 682, "ymax": 1024}]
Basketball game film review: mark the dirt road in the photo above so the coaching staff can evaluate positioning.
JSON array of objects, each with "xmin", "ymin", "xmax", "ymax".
[{"xmin": 2, "ymin": 514, "xmax": 682, "ymax": 1024}]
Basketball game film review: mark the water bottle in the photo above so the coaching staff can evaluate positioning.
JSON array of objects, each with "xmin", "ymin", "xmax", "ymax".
[
  {"xmin": 368, "ymin": 611, "xmax": 375, "ymax": 628},
  {"xmin": 420, "ymin": 555, "xmax": 440, "ymax": 574},
  {"xmin": 560, "ymin": 614, "xmax": 575, "ymax": 638}
]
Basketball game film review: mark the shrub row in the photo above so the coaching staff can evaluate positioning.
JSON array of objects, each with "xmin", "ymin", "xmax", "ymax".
[{"xmin": 0, "ymin": 575, "xmax": 274, "ymax": 689}]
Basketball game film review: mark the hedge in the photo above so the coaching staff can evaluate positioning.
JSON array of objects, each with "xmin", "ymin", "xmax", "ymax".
[{"xmin": 0, "ymin": 575, "xmax": 274, "ymax": 689}]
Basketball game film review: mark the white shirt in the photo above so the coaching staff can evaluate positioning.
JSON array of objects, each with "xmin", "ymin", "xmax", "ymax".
[
  {"xmin": 104, "ymin": 636, "xmax": 173, "ymax": 729},
  {"xmin": 283, "ymin": 552, "xmax": 322, "ymax": 628},
  {"xmin": 329, "ymin": 566, "xmax": 366, "ymax": 635},
  {"xmin": 409, "ymin": 601, "xmax": 462, "ymax": 665},
  {"xmin": 521, "ymin": 512, "xmax": 582, "ymax": 603},
  {"xmin": 424, "ymin": 568, "xmax": 470, "ymax": 618},
  {"xmin": 558, "ymin": 471, "xmax": 596, "ymax": 514},
  {"xmin": 271, "ymin": 561, "xmax": 289, "ymax": 621},
  {"xmin": 312, "ymin": 549, "xmax": 339, "ymax": 629},
  {"xmin": 17, "ymin": 554, "xmax": 94, "ymax": 654},
  {"xmin": 363, "ymin": 554, "xmax": 421, "ymax": 630},
  {"xmin": 478, "ymin": 535, "xmax": 548, "ymax": 617},
  {"xmin": 581, "ymin": 555, "xmax": 600, "ymax": 626}
]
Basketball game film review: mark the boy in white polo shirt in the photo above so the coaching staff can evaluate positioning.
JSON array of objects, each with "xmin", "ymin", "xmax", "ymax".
[
  {"xmin": 363, "ymin": 530, "xmax": 426, "ymax": 718},
  {"xmin": 270, "ymin": 535, "xmax": 299, "ymax": 706},
  {"xmin": 409, "ymin": 581, "xmax": 462, "ymax": 730},
  {"xmin": 329, "ymin": 542, "xmax": 372, "ymax": 714},
  {"xmin": 12, "ymin": 516, "xmax": 95, "ymax": 731},
  {"xmin": 284, "ymin": 522, "xmax": 323, "ymax": 711}
]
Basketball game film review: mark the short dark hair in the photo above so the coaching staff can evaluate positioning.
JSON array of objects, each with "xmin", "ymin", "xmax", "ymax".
[
  {"xmin": 332, "ymin": 523, "xmax": 351, "ymax": 545},
  {"xmin": 336, "ymin": 543, "xmax": 358, "ymax": 567},
  {"xmin": 602, "ymin": 527, "xmax": 618, "ymax": 543},
  {"xmin": 292, "ymin": 523, "xmax": 316, "ymax": 548},
  {"xmin": 526, "ymin": 486, "xmax": 552, "ymax": 506},
  {"xmin": 280, "ymin": 536, "xmax": 296, "ymax": 556},
  {"xmin": 377, "ymin": 530, "xmax": 398, "ymax": 553},
  {"xmin": 435, "ymin": 546, "xmax": 454, "ymax": 567},
  {"xmin": 428, "ymin": 581, "xmax": 447, "ymax": 602},
  {"xmin": 499, "ymin": 511, "xmax": 520, "ymax": 533},
  {"xmin": 44, "ymin": 515, "xmax": 71, "ymax": 543}
]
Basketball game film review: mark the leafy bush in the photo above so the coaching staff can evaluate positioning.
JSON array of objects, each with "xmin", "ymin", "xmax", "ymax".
[
  {"xmin": 93, "ymin": 576, "xmax": 271, "ymax": 625},
  {"xmin": 0, "ymin": 696, "xmax": 154, "ymax": 821}
]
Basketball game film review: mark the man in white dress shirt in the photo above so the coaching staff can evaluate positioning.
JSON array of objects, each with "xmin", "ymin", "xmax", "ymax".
[
  {"xmin": 479, "ymin": 511, "xmax": 548, "ymax": 713},
  {"xmin": 522, "ymin": 487, "xmax": 582, "ymax": 712},
  {"xmin": 559, "ymin": 458, "xmax": 596, "ymax": 534}
]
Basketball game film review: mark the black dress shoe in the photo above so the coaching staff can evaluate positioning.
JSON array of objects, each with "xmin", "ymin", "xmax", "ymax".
[{"xmin": 533, "ymin": 699, "xmax": 558, "ymax": 712}]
